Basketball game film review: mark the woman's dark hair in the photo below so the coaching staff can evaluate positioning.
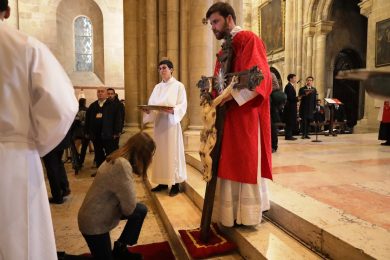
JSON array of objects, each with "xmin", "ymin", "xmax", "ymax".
[
  {"xmin": 106, "ymin": 132, "xmax": 156, "ymax": 177},
  {"xmin": 159, "ymin": 59, "xmax": 174, "ymax": 69},
  {"xmin": 287, "ymin": 74, "xmax": 296, "ymax": 81},
  {"xmin": 206, "ymin": 2, "xmax": 236, "ymax": 24},
  {"xmin": 0, "ymin": 0, "xmax": 8, "ymax": 12}
]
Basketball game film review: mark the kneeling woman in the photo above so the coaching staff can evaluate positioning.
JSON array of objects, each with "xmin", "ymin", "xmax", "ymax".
[{"xmin": 78, "ymin": 132, "xmax": 156, "ymax": 260}]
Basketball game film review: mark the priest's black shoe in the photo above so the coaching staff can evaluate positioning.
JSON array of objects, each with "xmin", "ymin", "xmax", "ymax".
[
  {"xmin": 49, "ymin": 197, "xmax": 64, "ymax": 204},
  {"xmin": 112, "ymin": 241, "xmax": 143, "ymax": 260},
  {"xmin": 151, "ymin": 184, "xmax": 168, "ymax": 192},
  {"xmin": 169, "ymin": 183, "xmax": 180, "ymax": 197},
  {"xmin": 381, "ymin": 141, "xmax": 390, "ymax": 146}
]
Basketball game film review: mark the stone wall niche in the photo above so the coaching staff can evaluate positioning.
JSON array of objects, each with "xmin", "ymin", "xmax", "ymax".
[{"xmin": 56, "ymin": 0, "xmax": 104, "ymax": 87}]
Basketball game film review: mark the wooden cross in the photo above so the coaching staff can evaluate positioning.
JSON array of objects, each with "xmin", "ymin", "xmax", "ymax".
[{"xmin": 197, "ymin": 65, "xmax": 263, "ymax": 242}]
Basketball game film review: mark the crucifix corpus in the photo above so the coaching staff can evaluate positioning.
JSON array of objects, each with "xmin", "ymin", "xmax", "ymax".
[{"xmin": 197, "ymin": 35, "xmax": 264, "ymax": 242}]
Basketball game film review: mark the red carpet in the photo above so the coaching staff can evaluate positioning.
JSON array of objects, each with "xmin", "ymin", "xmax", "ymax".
[
  {"xmin": 60, "ymin": 241, "xmax": 175, "ymax": 260},
  {"xmin": 178, "ymin": 224, "xmax": 237, "ymax": 259},
  {"xmin": 128, "ymin": 241, "xmax": 175, "ymax": 260}
]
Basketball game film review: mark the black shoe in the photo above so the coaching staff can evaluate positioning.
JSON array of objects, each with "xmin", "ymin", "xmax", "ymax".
[
  {"xmin": 285, "ymin": 137, "xmax": 297, "ymax": 140},
  {"xmin": 381, "ymin": 141, "xmax": 390, "ymax": 146},
  {"xmin": 62, "ymin": 189, "xmax": 71, "ymax": 197},
  {"xmin": 151, "ymin": 184, "xmax": 168, "ymax": 192},
  {"xmin": 49, "ymin": 197, "xmax": 64, "ymax": 204},
  {"xmin": 304, "ymin": 136, "xmax": 311, "ymax": 139},
  {"xmin": 91, "ymin": 172, "xmax": 97, "ymax": 177},
  {"xmin": 169, "ymin": 184, "xmax": 180, "ymax": 197},
  {"xmin": 112, "ymin": 241, "xmax": 143, "ymax": 260},
  {"xmin": 272, "ymin": 148, "xmax": 277, "ymax": 153}
]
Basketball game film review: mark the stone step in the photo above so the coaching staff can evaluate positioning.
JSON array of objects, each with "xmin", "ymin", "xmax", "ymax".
[
  {"xmin": 145, "ymin": 177, "xmax": 242, "ymax": 260},
  {"xmin": 185, "ymin": 152, "xmax": 389, "ymax": 260},
  {"xmin": 147, "ymin": 153, "xmax": 322, "ymax": 259},
  {"xmin": 183, "ymin": 163, "xmax": 322, "ymax": 260}
]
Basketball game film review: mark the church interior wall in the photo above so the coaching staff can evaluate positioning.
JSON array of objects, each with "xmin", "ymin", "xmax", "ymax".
[{"xmin": 5, "ymin": 0, "xmax": 124, "ymax": 107}]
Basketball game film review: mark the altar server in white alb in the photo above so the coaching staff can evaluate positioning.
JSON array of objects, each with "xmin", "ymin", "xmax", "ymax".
[
  {"xmin": 143, "ymin": 59, "xmax": 187, "ymax": 197},
  {"xmin": 0, "ymin": 1, "xmax": 78, "ymax": 259}
]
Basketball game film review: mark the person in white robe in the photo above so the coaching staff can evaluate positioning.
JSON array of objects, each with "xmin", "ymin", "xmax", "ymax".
[
  {"xmin": 143, "ymin": 59, "xmax": 187, "ymax": 197},
  {"xmin": 0, "ymin": 1, "xmax": 78, "ymax": 259}
]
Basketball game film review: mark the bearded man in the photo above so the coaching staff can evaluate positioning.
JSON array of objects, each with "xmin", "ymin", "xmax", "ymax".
[{"xmin": 205, "ymin": 2, "xmax": 272, "ymax": 227}]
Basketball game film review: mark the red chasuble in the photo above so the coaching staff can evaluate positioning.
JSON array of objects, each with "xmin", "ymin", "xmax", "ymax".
[{"xmin": 214, "ymin": 30, "xmax": 272, "ymax": 184}]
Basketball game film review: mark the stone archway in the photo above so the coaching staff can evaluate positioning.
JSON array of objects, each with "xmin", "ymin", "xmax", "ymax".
[
  {"xmin": 270, "ymin": 67, "xmax": 283, "ymax": 89},
  {"xmin": 333, "ymin": 49, "xmax": 364, "ymax": 128}
]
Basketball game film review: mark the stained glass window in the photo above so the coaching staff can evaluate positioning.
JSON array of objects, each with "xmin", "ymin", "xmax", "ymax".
[{"xmin": 74, "ymin": 16, "xmax": 93, "ymax": 71}]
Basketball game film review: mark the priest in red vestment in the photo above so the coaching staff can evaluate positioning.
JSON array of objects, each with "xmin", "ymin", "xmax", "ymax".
[
  {"xmin": 378, "ymin": 100, "xmax": 390, "ymax": 146},
  {"xmin": 205, "ymin": 2, "xmax": 272, "ymax": 227}
]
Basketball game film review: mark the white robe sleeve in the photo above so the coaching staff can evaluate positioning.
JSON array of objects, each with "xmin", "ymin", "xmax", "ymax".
[
  {"xmin": 172, "ymin": 83, "xmax": 187, "ymax": 124},
  {"xmin": 28, "ymin": 37, "xmax": 78, "ymax": 156}
]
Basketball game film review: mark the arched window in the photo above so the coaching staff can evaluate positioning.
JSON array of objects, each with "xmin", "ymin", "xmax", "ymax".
[{"xmin": 74, "ymin": 16, "xmax": 93, "ymax": 72}]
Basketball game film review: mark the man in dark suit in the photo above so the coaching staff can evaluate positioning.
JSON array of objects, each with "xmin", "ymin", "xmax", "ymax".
[
  {"xmin": 85, "ymin": 87, "xmax": 122, "ymax": 170},
  {"xmin": 298, "ymin": 76, "xmax": 317, "ymax": 139},
  {"xmin": 283, "ymin": 74, "xmax": 298, "ymax": 140}
]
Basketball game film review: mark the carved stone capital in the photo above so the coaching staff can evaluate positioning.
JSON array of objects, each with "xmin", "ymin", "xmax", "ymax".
[
  {"xmin": 314, "ymin": 20, "xmax": 334, "ymax": 35},
  {"xmin": 302, "ymin": 22, "xmax": 315, "ymax": 36},
  {"xmin": 358, "ymin": 0, "xmax": 373, "ymax": 18}
]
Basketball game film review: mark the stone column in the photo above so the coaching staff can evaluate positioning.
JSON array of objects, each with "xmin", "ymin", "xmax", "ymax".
[
  {"xmin": 167, "ymin": 0, "xmax": 179, "ymax": 70},
  {"xmin": 227, "ymin": 0, "xmax": 243, "ymax": 26},
  {"xmin": 314, "ymin": 20, "xmax": 334, "ymax": 99},
  {"xmin": 123, "ymin": 0, "xmax": 139, "ymax": 129},
  {"xmin": 296, "ymin": 0, "xmax": 303, "ymax": 78},
  {"xmin": 158, "ymin": 0, "xmax": 167, "ymax": 60},
  {"xmin": 284, "ymin": 0, "xmax": 294, "ymax": 78},
  {"xmin": 180, "ymin": 0, "xmax": 190, "ymax": 129},
  {"xmin": 302, "ymin": 23, "xmax": 315, "ymax": 78},
  {"xmin": 146, "ymin": 0, "xmax": 158, "ymax": 95},
  {"xmin": 188, "ymin": 0, "xmax": 213, "ymax": 130},
  {"xmin": 137, "ymin": 2, "xmax": 147, "ymax": 124}
]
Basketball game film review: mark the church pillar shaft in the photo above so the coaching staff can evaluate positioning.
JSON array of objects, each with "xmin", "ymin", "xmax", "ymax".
[
  {"xmin": 188, "ymin": 0, "xmax": 214, "ymax": 129},
  {"xmin": 123, "ymin": 0, "xmax": 139, "ymax": 128},
  {"xmin": 284, "ymin": 0, "xmax": 294, "ymax": 78},
  {"xmin": 146, "ymin": 0, "xmax": 158, "ymax": 95},
  {"xmin": 314, "ymin": 21, "xmax": 334, "ymax": 99},
  {"xmin": 158, "ymin": 0, "xmax": 167, "ymax": 60},
  {"xmin": 167, "ymin": 0, "xmax": 179, "ymax": 71},
  {"xmin": 180, "ymin": 0, "xmax": 190, "ymax": 129},
  {"xmin": 296, "ymin": 0, "xmax": 303, "ymax": 79}
]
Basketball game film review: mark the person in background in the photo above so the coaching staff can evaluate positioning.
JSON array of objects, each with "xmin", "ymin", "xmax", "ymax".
[
  {"xmin": 283, "ymin": 74, "xmax": 298, "ymax": 140},
  {"xmin": 298, "ymin": 76, "xmax": 317, "ymax": 139},
  {"xmin": 85, "ymin": 87, "xmax": 122, "ymax": 172},
  {"xmin": 143, "ymin": 59, "xmax": 187, "ymax": 197},
  {"xmin": 78, "ymin": 132, "xmax": 155, "ymax": 260},
  {"xmin": 270, "ymin": 72, "xmax": 286, "ymax": 153},
  {"xmin": 43, "ymin": 130, "xmax": 72, "ymax": 204},
  {"xmin": 0, "ymin": 0, "xmax": 78, "ymax": 258},
  {"xmin": 378, "ymin": 100, "xmax": 390, "ymax": 146}
]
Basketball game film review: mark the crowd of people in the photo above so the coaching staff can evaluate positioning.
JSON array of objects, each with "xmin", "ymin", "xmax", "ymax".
[{"xmin": 1, "ymin": 0, "xmax": 389, "ymax": 259}]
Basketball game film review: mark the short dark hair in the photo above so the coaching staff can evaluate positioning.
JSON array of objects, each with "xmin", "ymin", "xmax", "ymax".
[
  {"xmin": 159, "ymin": 59, "xmax": 174, "ymax": 69},
  {"xmin": 0, "ymin": 0, "xmax": 8, "ymax": 12},
  {"xmin": 287, "ymin": 74, "xmax": 296, "ymax": 81},
  {"xmin": 107, "ymin": 88, "xmax": 115, "ymax": 93},
  {"xmin": 206, "ymin": 2, "xmax": 236, "ymax": 24},
  {"xmin": 306, "ymin": 76, "xmax": 314, "ymax": 81}
]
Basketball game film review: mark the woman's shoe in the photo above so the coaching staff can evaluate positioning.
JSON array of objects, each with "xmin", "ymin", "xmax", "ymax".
[{"xmin": 112, "ymin": 241, "xmax": 143, "ymax": 260}]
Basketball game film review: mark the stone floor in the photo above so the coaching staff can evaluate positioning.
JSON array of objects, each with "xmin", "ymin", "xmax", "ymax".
[
  {"xmin": 48, "ymin": 152, "xmax": 171, "ymax": 256},
  {"xmin": 272, "ymin": 132, "xmax": 390, "ymax": 231}
]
